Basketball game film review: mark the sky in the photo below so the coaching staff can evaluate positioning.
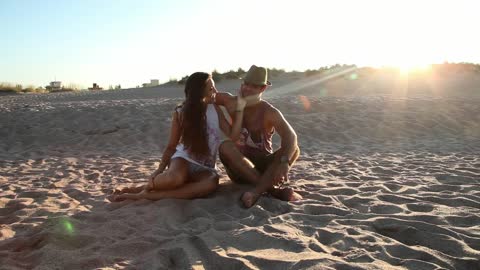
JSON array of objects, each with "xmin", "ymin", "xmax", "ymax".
[{"xmin": 1, "ymin": 0, "xmax": 479, "ymax": 89}]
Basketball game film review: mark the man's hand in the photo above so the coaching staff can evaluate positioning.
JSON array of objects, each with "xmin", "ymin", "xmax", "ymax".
[{"xmin": 272, "ymin": 163, "xmax": 290, "ymax": 186}]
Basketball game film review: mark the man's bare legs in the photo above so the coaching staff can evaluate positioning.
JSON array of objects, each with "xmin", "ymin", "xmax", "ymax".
[
  {"xmin": 112, "ymin": 170, "xmax": 219, "ymax": 201},
  {"xmin": 241, "ymin": 147, "xmax": 302, "ymax": 207},
  {"xmin": 219, "ymin": 141, "xmax": 262, "ymax": 183},
  {"xmin": 219, "ymin": 141, "xmax": 302, "ymax": 207}
]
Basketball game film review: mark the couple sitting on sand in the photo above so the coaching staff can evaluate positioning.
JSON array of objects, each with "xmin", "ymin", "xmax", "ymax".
[{"xmin": 109, "ymin": 65, "xmax": 302, "ymax": 208}]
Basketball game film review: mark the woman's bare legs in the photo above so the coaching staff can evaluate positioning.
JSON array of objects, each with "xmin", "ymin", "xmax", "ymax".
[
  {"xmin": 136, "ymin": 170, "xmax": 218, "ymax": 200},
  {"xmin": 108, "ymin": 158, "xmax": 189, "ymax": 202},
  {"xmin": 113, "ymin": 170, "xmax": 219, "ymax": 201},
  {"xmin": 146, "ymin": 158, "xmax": 189, "ymax": 191},
  {"xmin": 112, "ymin": 186, "xmax": 146, "ymax": 195}
]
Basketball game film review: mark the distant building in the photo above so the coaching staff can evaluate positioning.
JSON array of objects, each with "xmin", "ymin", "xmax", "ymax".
[
  {"xmin": 142, "ymin": 79, "xmax": 160, "ymax": 87},
  {"xmin": 46, "ymin": 81, "xmax": 62, "ymax": 91},
  {"xmin": 150, "ymin": 79, "xmax": 159, "ymax": 86},
  {"xmin": 88, "ymin": 83, "xmax": 103, "ymax": 91}
]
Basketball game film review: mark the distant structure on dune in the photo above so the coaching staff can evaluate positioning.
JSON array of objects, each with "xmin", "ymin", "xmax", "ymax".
[
  {"xmin": 88, "ymin": 83, "xmax": 103, "ymax": 91},
  {"xmin": 142, "ymin": 79, "xmax": 159, "ymax": 88},
  {"xmin": 46, "ymin": 81, "xmax": 62, "ymax": 92}
]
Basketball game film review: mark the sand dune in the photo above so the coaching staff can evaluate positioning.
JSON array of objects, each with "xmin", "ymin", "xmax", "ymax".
[{"xmin": 1, "ymin": 74, "xmax": 480, "ymax": 269}]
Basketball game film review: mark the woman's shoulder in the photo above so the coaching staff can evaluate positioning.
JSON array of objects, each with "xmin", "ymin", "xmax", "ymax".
[
  {"xmin": 173, "ymin": 104, "xmax": 184, "ymax": 124},
  {"xmin": 174, "ymin": 103, "xmax": 183, "ymax": 111}
]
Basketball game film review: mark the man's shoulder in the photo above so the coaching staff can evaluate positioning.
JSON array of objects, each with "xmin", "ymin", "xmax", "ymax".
[
  {"xmin": 260, "ymin": 100, "xmax": 281, "ymax": 115},
  {"xmin": 259, "ymin": 100, "xmax": 292, "ymax": 127}
]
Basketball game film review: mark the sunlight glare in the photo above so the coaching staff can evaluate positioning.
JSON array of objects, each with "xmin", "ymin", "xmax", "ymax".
[{"xmin": 396, "ymin": 62, "xmax": 432, "ymax": 74}]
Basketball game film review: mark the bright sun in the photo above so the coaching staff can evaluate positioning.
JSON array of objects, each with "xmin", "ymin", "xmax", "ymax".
[
  {"xmin": 389, "ymin": 52, "xmax": 434, "ymax": 73},
  {"xmin": 395, "ymin": 61, "xmax": 432, "ymax": 74}
]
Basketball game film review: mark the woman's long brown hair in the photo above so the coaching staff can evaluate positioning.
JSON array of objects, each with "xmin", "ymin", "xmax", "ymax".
[{"xmin": 180, "ymin": 72, "xmax": 210, "ymax": 159}]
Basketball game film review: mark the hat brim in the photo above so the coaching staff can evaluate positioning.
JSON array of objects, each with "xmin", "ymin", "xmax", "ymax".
[{"xmin": 241, "ymin": 79, "xmax": 272, "ymax": 86}]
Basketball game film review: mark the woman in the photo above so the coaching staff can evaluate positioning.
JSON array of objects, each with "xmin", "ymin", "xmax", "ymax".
[{"xmin": 109, "ymin": 72, "xmax": 245, "ymax": 201}]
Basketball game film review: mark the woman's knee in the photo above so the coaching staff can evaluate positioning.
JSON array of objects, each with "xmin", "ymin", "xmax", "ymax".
[
  {"xmin": 155, "ymin": 171, "xmax": 186, "ymax": 187},
  {"xmin": 204, "ymin": 173, "xmax": 219, "ymax": 192}
]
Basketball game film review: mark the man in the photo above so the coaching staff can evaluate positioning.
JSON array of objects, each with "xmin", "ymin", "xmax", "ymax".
[{"xmin": 216, "ymin": 65, "xmax": 302, "ymax": 208}]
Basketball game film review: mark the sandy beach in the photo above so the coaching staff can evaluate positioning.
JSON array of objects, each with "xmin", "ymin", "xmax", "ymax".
[{"xmin": 1, "ymin": 70, "xmax": 479, "ymax": 269}]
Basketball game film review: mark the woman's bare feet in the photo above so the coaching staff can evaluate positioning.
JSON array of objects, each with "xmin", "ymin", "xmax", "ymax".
[
  {"xmin": 112, "ymin": 188, "xmax": 124, "ymax": 195},
  {"xmin": 107, "ymin": 192, "xmax": 140, "ymax": 202},
  {"xmin": 112, "ymin": 186, "xmax": 145, "ymax": 195},
  {"xmin": 107, "ymin": 194, "xmax": 123, "ymax": 202},
  {"xmin": 270, "ymin": 187, "xmax": 302, "ymax": 201},
  {"xmin": 241, "ymin": 191, "xmax": 261, "ymax": 208}
]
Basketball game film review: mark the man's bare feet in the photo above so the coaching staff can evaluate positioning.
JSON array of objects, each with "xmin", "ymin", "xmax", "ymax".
[
  {"xmin": 270, "ymin": 187, "xmax": 302, "ymax": 201},
  {"xmin": 241, "ymin": 191, "xmax": 261, "ymax": 208}
]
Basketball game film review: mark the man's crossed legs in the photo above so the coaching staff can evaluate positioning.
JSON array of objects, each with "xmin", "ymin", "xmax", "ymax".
[{"xmin": 219, "ymin": 141, "xmax": 302, "ymax": 208}]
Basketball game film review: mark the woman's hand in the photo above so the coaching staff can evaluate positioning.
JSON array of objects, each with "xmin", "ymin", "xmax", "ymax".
[
  {"xmin": 146, "ymin": 168, "xmax": 162, "ymax": 191},
  {"xmin": 236, "ymin": 90, "xmax": 247, "ymax": 111}
]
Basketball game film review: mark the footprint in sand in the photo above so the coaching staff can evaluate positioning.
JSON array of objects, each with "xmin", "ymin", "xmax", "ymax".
[
  {"xmin": 63, "ymin": 188, "xmax": 91, "ymax": 201},
  {"xmin": 369, "ymin": 204, "xmax": 405, "ymax": 214},
  {"xmin": 406, "ymin": 203, "xmax": 434, "ymax": 212}
]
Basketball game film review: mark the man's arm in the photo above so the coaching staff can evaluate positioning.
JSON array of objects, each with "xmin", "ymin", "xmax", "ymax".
[
  {"xmin": 268, "ymin": 107, "xmax": 298, "ymax": 163},
  {"xmin": 264, "ymin": 107, "xmax": 298, "ymax": 185}
]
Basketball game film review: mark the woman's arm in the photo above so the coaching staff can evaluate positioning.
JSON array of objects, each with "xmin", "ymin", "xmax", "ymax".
[
  {"xmin": 217, "ymin": 105, "xmax": 232, "ymax": 138},
  {"xmin": 157, "ymin": 110, "xmax": 182, "ymax": 172},
  {"xmin": 216, "ymin": 94, "xmax": 246, "ymax": 141},
  {"xmin": 229, "ymin": 94, "xmax": 246, "ymax": 141}
]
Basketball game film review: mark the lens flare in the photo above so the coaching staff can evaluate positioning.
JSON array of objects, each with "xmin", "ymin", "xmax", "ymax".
[
  {"xmin": 61, "ymin": 219, "xmax": 75, "ymax": 235},
  {"xmin": 299, "ymin": 95, "xmax": 311, "ymax": 111},
  {"xmin": 265, "ymin": 66, "xmax": 356, "ymax": 97},
  {"xmin": 319, "ymin": 88, "xmax": 328, "ymax": 97}
]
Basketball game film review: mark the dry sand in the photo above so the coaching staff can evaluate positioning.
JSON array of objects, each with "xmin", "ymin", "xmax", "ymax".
[{"xmin": 1, "ymin": 71, "xmax": 480, "ymax": 269}]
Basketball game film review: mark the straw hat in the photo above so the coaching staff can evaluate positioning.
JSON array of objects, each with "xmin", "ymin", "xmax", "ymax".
[{"xmin": 243, "ymin": 65, "xmax": 272, "ymax": 86}]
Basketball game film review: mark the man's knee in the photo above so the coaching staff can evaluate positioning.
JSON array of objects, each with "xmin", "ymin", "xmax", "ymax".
[
  {"xmin": 291, "ymin": 146, "xmax": 300, "ymax": 164},
  {"xmin": 273, "ymin": 146, "xmax": 300, "ymax": 166},
  {"xmin": 219, "ymin": 140, "xmax": 237, "ymax": 163}
]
